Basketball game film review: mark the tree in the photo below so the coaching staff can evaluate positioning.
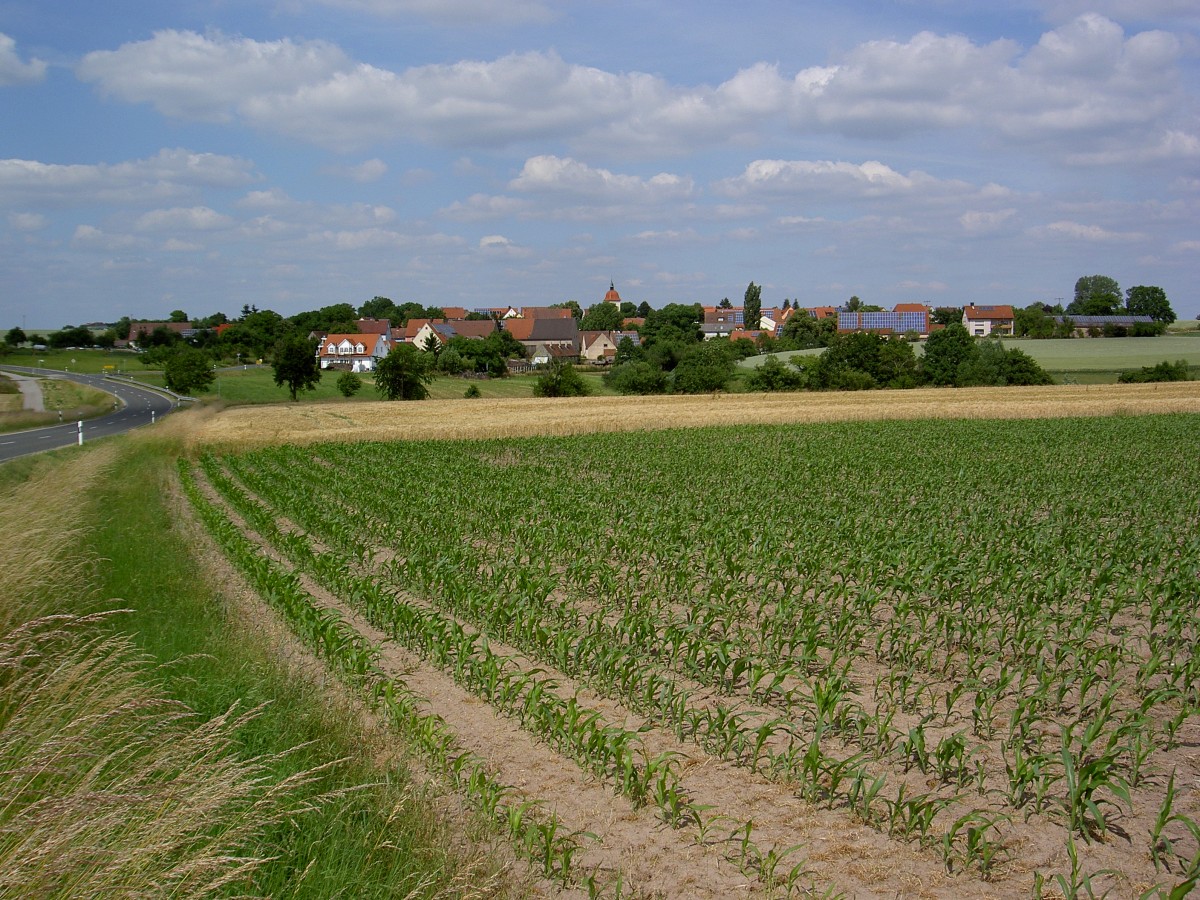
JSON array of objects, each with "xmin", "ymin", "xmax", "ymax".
[
  {"xmin": 745, "ymin": 355, "xmax": 804, "ymax": 392},
  {"xmin": 272, "ymin": 334, "xmax": 321, "ymax": 401},
  {"xmin": 921, "ymin": 324, "xmax": 976, "ymax": 386},
  {"xmin": 163, "ymin": 347, "xmax": 215, "ymax": 395},
  {"xmin": 605, "ymin": 361, "xmax": 667, "ymax": 395},
  {"xmin": 532, "ymin": 359, "xmax": 591, "ymax": 397},
  {"xmin": 359, "ymin": 296, "xmax": 399, "ymax": 320},
  {"xmin": 336, "ymin": 371, "xmax": 362, "ymax": 397},
  {"xmin": 744, "ymin": 282, "xmax": 762, "ymax": 330},
  {"xmin": 168, "ymin": 309, "xmax": 189, "ymax": 323},
  {"xmin": 375, "ymin": 344, "xmax": 433, "ymax": 400},
  {"xmin": 718, "ymin": 297, "xmax": 732, "ymax": 309},
  {"xmin": 1125, "ymin": 285, "xmax": 1175, "ymax": 323},
  {"xmin": 613, "ymin": 336, "xmax": 641, "ymax": 366},
  {"xmin": 672, "ymin": 341, "xmax": 735, "ymax": 393},
  {"xmin": 845, "ymin": 296, "xmax": 863, "ymax": 312},
  {"xmin": 580, "ymin": 302, "xmax": 624, "ymax": 331},
  {"xmin": 1068, "ymin": 275, "xmax": 1121, "ymax": 316},
  {"xmin": 5, "ymin": 327, "xmax": 25, "ymax": 346},
  {"xmin": 931, "ymin": 307, "xmax": 962, "ymax": 327},
  {"xmin": 636, "ymin": 301, "xmax": 652, "ymax": 318},
  {"xmin": 1014, "ymin": 304, "xmax": 1055, "ymax": 338},
  {"xmin": 780, "ymin": 313, "xmax": 834, "ymax": 350}
]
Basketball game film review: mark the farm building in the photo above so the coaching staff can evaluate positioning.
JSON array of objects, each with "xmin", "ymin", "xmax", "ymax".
[
  {"xmin": 963, "ymin": 305, "xmax": 1015, "ymax": 337},
  {"xmin": 316, "ymin": 332, "xmax": 390, "ymax": 372}
]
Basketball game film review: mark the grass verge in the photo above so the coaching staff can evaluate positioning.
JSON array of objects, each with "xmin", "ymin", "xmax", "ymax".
[{"xmin": 0, "ymin": 426, "xmax": 519, "ymax": 898}]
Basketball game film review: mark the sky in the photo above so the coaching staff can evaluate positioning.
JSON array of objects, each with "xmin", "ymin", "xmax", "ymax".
[{"xmin": 1, "ymin": 1, "xmax": 1198, "ymax": 329}]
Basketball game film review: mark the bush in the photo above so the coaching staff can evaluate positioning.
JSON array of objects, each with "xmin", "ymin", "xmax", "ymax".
[
  {"xmin": 604, "ymin": 361, "xmax": 667, "ymax": 395},
  {"xmin": 744, "ymin": 355, "xmax": 804, "ymax": 392},
  {"xmin": 532, "ymin": 360, "xmax": 591, "ymax": 397},
  {"xmin": 671, "ymin": 342, "xmax": 735, "ymax": 393},
  {"xmin": 163, "ymin": 347, "xmax": 215, "ymax": 396},
  {"xmin": 1118, "ymin": 359, "xmax": 1191, "ymax": 383},
  {"xmin": 374, "ymin": 344, "xmax": 433, "ymax": 401},
  {"xmin": 335, "ymin": 371, "xmax": 362, "ymax": 397},
  {"xmin": 463, "ymin": 383, "xmax": 481, "ymax": 398}
]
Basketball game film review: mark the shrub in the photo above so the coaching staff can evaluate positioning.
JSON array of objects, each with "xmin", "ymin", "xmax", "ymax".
[
  {"xmin": 605, "ymin": 361, "xmax": 667, "ymax": 395},
  {"xmin": 745, "ymin": 355, "xmax": 804, "ymax": 392},
  {"xmin": 336, "ymin": 371, "xmax": 362, "ymax": 397},
  {"xmin": 1118, "ymin": 359, "xmax": 1191, "ymax": 383},
  {"xmin": 532, "ymin": 360, "xmax": 591, "ymax": 397}
]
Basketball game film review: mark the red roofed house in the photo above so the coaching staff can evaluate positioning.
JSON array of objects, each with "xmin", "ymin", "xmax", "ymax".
[
  {"xmin": 519, "ymin": 306, "xmax": 576, "ymax": 320},
  {"xmin": 411, "ymin": 319, "xmax": 498, "ymax": 350},
  {"xmin": 316, "ymin": 332, "xmax": 390, "ymax": 372},
  {"xmin": 355, "ymin": 318, "xmax": 391, "ymax": 335},
  {"xmin": 126, "ymin": 321, "xmax": 198, "ymax": 346},
  {"xmin": 963, "ymin": 305, "xmax": 1015, "ymax": 337},
  {"xmin": 503, "ymin": 316, "xmax": 579, "ymax": 364}
]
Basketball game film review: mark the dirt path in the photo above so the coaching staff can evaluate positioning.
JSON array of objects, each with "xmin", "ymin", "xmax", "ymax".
[{"xmin": 5, "ymin": 371, "xmax": 45, "ymax": 411}]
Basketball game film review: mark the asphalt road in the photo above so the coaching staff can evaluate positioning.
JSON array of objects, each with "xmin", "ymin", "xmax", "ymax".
[{"xmin": 0, "ymin": 366, "xmax": 179, "ymax": 462}]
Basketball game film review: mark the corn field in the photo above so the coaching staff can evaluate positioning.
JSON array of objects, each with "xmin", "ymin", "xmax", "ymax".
[{"xmin": 181, "ymin": 414, "xmax": 1200, "ymax": 898}]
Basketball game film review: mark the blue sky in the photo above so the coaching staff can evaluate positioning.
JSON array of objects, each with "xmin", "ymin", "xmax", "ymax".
[{"xmin": 2, "ymin": 0, "xmax": 1198, "ymax": 328}]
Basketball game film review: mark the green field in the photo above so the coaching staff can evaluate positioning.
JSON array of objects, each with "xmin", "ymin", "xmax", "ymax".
[
  {"xmin": 742, "ymin": 333, "xmax": 1200, "ymax": 381},
  {"xmin": 181, "ymin": 414, "xmax": 1200, "ymax": 897}
]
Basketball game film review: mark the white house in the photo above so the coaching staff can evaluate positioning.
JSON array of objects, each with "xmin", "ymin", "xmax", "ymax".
[
  {"xmin": 316, "ymin": 332, "xmax": 390, "ymax": 372},
  {"xmin": 962, "ymin": 305, "xmax": 1015, "ymax": 337}
]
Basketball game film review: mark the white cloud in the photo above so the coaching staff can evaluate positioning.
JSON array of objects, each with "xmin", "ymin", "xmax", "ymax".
[
  {"xmin": 960, "ymin": 208, "xmax": 1018, "ymax": 234},
  {"xmin": 136, "ymin": 206, "xmax": 235, "ymax": 231},
  {"xmin": 0, "ymin": 149, "xmax": 256, "ymax": 206},
  {"xmin": 324, "ymin": 158, "xmax": 389, "ymax": 182},
  {"xmin": 1029, "ymin": 220, "xmax": 1147, "ymax": 242},
  {"xmin": 77, "ymin": 30, "xmax": 349, "ymax": 122},
  {"xmin": 163, "ymin": 238, "xmax": 205, "ymax": 251},
  {"xmin": 71, "ymin": 224, "xmax": 146, "ymax": 250},
  {"xmin": 0, "ymin": 33, "xmax": 46, "ymax": 86},
  {"xmin": 7, "ymin": 212, "xmax": 46, "ymax": 231},
  {"xmin": 479, "ymin": 234, "xmax": 531, "ymax": 257},
  {"xmin": 510, "ymin": 155, "xmax": 694, "ymax": 200},
  {"xmin": 717, "ymin": 159, "xmax": 971, "ymax": 199},
  {"xmin": 71, "ymin": 19, "xmax": 1190, "ymax": 162},
  {"xmin": 441, "ymin": 193, "xmax": 532, "ymax": 221}
]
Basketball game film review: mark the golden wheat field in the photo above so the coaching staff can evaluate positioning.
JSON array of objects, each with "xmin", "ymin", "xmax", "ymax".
[{"xmin": 189, "ymin": 381, "xmax": 1200, "ymax": 450}]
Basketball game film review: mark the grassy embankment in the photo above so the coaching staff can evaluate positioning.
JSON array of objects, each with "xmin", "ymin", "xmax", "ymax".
[{"xmin": 0, "ymin": 424, "xmax": 521, "ymax": 898}]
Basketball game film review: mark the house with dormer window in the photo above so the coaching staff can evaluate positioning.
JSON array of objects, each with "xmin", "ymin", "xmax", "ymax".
[{"xmin": 316, "ymin": 332, "xmax": 390, "ymax": 372}]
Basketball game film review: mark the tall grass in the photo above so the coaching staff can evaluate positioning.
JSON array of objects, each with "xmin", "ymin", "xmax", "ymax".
[
  {"xmin": 0, "ymin": 434, "xmax": 513, "ymax": 898},
  {"xmin": 0, "ymin": 446, "xmax": 326, "ymax": 896}
]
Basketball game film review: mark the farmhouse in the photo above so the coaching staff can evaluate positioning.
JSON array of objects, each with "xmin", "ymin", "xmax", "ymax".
[
  {"xmin": 503, "ymin": 316, "xmax": 579, "ymax": 363},
  {"xmin": 579, "ymin": 329, "xmax": 641, "ymax": 363},
  {"xmin": 125, "ymin": 321, "xmax": 201, "ymax": 347},
  {"xmin": 411, "ymin": 319, "xmax": 498, "ymax": 350},
  {"xmin": 963, "ymin": 305, "xmax": 1015, "ymax": 337},
  {"xmin": 701, "ymin": 306, "xmax": 744, "ymax": 340},
  {"xmin": 316, "ymin": 332, "xmax": 390, "ymax": 372}
]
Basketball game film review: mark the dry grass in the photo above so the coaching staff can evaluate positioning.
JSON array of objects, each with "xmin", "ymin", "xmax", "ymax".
[
  {"xmin": 0, "ymin": 447, "xmax": 329, "ymax": 897},
  {"xmin": 186, "ymin": 381, "xmax": 1200, "ymax": 451}
]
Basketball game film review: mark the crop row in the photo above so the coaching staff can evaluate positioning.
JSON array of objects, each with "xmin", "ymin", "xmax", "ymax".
[
  {"xmin": 178, "ymin": 461, "xmax": 598, "ymax": 887},
  {"xmin": 192, "ymin": 415, "xmax": 1200, "ymax": 893}
]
